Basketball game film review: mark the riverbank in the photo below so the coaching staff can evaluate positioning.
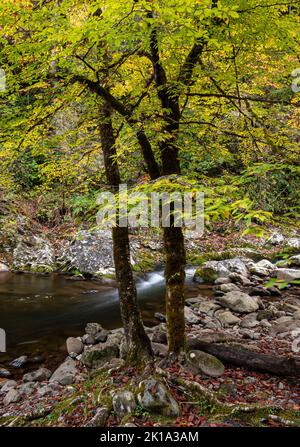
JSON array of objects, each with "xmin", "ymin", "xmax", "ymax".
[{"xmin": 1, "ymin": 251, "xmax": 300, "ymax": 427}]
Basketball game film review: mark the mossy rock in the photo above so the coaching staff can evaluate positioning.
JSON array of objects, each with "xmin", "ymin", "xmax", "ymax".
[
  {"xmin": 186, "ymin": 350, "xmax": 225, "ymax": 378},
  {"xmin": 81, "ymin": 343, "xmax": 119, "ymax": 369}
]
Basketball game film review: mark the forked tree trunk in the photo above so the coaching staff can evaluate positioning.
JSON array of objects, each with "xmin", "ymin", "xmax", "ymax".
[{"xmin": 99, "ymin": 101, "xmax": 153, "ymax": 364}]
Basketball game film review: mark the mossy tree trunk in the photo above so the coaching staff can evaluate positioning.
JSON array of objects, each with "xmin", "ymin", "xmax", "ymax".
[{"xmin": 99, "ymin": 100, "xmax": 153, "ymax": 364}]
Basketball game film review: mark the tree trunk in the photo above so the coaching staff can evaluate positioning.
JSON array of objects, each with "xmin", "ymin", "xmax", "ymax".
[
  {"xmin": 99, "ymin": 101, "xmax": 153, "ymax": 364},
  {"xmin": 163, "ymin": 226, "xmax": 186, "ymax": 354}
]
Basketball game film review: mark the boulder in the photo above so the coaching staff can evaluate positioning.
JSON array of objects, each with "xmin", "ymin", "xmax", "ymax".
[
  {"xmin": 3, "ymin": 388, "xmax": 21, "ymax": 405},
  {"xmin": 287, "ymin": 238, "xmax": 300, "ymax": 249},
  {"xmin": 216, "ymin": 291, "xmax": 259, "ymax": 313},
  {"xmin": 37, "ymin": 383, "xmax": 62, "ymax": 397},
  {"xmin": 186, "ymin": 350, "xmax": 225, "ymax": 377},
  {"xmin": 240, "ymin": 313, "xmax": 259, "ymax": 328},
  {"xmin": 214, "ymin": 277, "xmax": 231, "ymax": 285},
  {"xmin": 112, "ymin": 391, "xmax": 137, "ymax": 417},
  {"xmin": 81, "ymin": 342, "xmax": 119, "ymax": 369},
  {"xmin": 152, "ymin": 342, "xmax": 168, "ymax": 358},
  {"xmin": 66, "ymin": 337, "xmax": 84, "ymax": 355},
  {"xmin": 267, "ymin": 232, "xmax": 285, "ymax": 245},
  {"xmin": 23, "ymin": 368, "xmax": 52, "ymax": 383},
  {"xmin": 18, "ymin": 382, "xmax": 37, "ymax": 395},
  {"xmin": 13, "ymin": 236, "xmax": 55, "ymax": 273},
  {"xmin": 271, "ymin": 320, "xmax": 300, "ymax": 335},
  {"xmin": 50, "ymin": 358, "xmax": 77, "ymax": 385},
  {"xmin": 137, "ymin": 379, "xmax": 179, "ymax": 417},
  {"xmin": 196, "ymin": 301, "xmax": 221, "ymax": 316},
  {"xmin": 276, "ymin": 269, "xmax": 300, "ymax": 282},
  {"xmin": 248, "ymin": 260, "xmax": 276, "ymax": 277},
  {"xmin": 216, "ymin": 283, "xmax": 241, "ymax": 293},
  {"xmin": 288, "ymin": 255, "xmax": 300, "ymax": 267},
  {"xmin": 9, "ymin": 355, "xmax": 28, "ymax": 368}
]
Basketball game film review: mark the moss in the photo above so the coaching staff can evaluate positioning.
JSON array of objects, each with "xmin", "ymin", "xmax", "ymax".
[{"xmin": 132, "ymin": 249, "xmax": 160, "ymax": 273}]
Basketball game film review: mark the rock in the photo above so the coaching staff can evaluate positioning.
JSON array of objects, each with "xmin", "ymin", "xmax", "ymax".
[
  {"xmin": 184, "ymin": 306, "xmax": 199, "ymax": 324},
  {"xmin": 154, "ymin": 312, "xmax": 166, "ymax": 322},
  {"xmin": 257, "ymin": 309, "xmax": 274, "ymax": 321},
  {"xmin": 23, "ymin": 367, "xmax": 52, "ymax": 383},
  {"xmin": 137, "ymin": 378, "xmax": 180, "ymax": 417},
  {"xmin": 228, "ymin": 273, "xmax": 252, "ymax": 286},
  {"xmin": 186, "ymin": 350, "xmax": 225, "ymax": 377},
  {"xmin": 85, "ymin": 323, "xmax": 103, "ymax": 336},
  {"xmin": 248, "ymin": 259, "xmax": 276, "ymax": 277},
  {"xmin": 196, "ymin": 301, "xmax": 221, "ymax": 316},
  {"xmin": 3, "ymin": 388, "xmax": 21, "ymax": 405},
  {"xmin": 216, "ymin": 310, "xmax": 241, "ymax": 326},
  {"xmin": 274, "ymin": 316, "xmax": 293, "ymax": 325},
  {"xmin": 240, "ymin": 313, "xmax": 259, "ymax": 328},
  {"xmin": 216, "ymin": 283, "xmax": 241, "ymax": 293},
  {"xmin": 18, "ymin": 382, "xmax": 37, "ymax": 395},
  {"xmin": 276, "ymin": 269, "xmax": 300, "ymax": 282},
  {"xmin": 59, "ymin": 230, "xmax": 115, "ymax": 276},
  {"xmin": 81, "ymin": 342, "xmax": 119, "ymax": 369},
  {"xmin": 216, "ymin": 291, "xmax": 259, "ymax": 313},
  {"xmin": 214, "ymin": 277, "xmax": 231, "ymax": 285},
  {"xmin": 112, "ymin": 391, "xmax": 137, "ymax": 417},
  {"xmin": 239, "ymin": 329, "xmax": 260, "ymax": 340},
  {"xmin": 0, "ymin": 262, "xmax": 9, "ymax": 272},
  {"xmin": 152, "ymin": 342, "xmax": 168, "ymax": 358},
  {"xmin": 260, "ymin": 319, "xmax": 272, "ymax": 328},
  {"xmin": 9, "ymin": 355, "xmax": 28, "ymax": 368},
  {"xmin": 0, "ymin": 380, "xmax": 17, "ymax": 393},
  {"xmin": 194, "ymin": 262, "xmax": 230, "ymax": 283},
  {"xmin": 293, "ymin": 310, "xmax": 300, "ymax": 320},
  {"xmin": 287, "ymin": 238, "xmax": 300, "ymax": 249},
  {"xmin": 271, "ymin": 320, "xmax": 300, "ymax": 335},
  {"xmin": 151, "ymin": 325, "xmax": 167, "ymax": 344},
  {"xmin": 13, "ymin": 236, "xmax": 55, "ymax": 273},
  {"xmin": 50, "ymin": 358, "xmax": 77, "ymax": 385},
  {"xmin": 38, "ymin": 383, "xmax": 62, "ymax": 397},
  {"xmin": 248, "ymin": 286, "xmax": 271, "ymax": 297},
  {"xmin": 288, "ymin": 255, "xmax": 300, "ymax": 267},
  {"xmin": 82, "ymin": 334, "xmax": 96, "ymax": 345},
  {"xmin": 85, "ymin": 407, "xmax": 110, "ymax": 427},
  {"xmin": 185, "ymin": 297, "xmax": 203, "ymax": 306},
  {"xmin": 95, "ymin": 330, "xmax": 109, "ymax": 343},
  {"xmin": 66, "ymin": 337, "xmax": 84, "ymax": 355},
  {"xmin": 267, "ymin": 232, "xmax": 285, "ymax": 245},
  {"xmin": 0, "ymin": 368, "xmax": 11, "ymax": 378}
]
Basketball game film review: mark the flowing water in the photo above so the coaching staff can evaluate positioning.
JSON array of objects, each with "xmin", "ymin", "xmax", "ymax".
[{"xmin": 0, "ymin": 268, "xmax": 212, "ymax": 370}]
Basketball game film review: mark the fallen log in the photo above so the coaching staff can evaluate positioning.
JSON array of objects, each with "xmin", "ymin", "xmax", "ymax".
[{"xmin": 187, "ymin": 337, "xmax": 300, "ymax": 377}]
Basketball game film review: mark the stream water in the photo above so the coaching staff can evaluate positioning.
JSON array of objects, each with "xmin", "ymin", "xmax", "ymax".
[{"xmin": 0, "ymin": 268, "xmax": 212, "ymax": 370}]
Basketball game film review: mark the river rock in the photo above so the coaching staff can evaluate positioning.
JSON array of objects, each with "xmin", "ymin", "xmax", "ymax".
[
  {"xmin": 38, "ymin": 383, "xmax": 62, "ymax": 397},
  {"xmin": 112, "ymin": 390, "xmax": 137, "ymax": 417},
  {"xmin": 271, "ymin": 320, "xmax": 300, "ymax": 335},
  {"xmin": 276, "ymin": 269, "xmax": 300, "ymax": 281},
  {"xmin": 85, "ymin": 323, "xmax": 103, "ymax": 336},
  {"xmin": 81, "ymin": 341, "xmax": 119, "ymax": 369},
  {"xmin": 216, "ymin": 291, "xmax": 259, "ymax": 313},
  {"xmin": 9, "ymin": 355, "xmax": 28, "ymax": 368},
  {"xmin": 18, "ymin": 381, "xmax": 37, "ymax": 395},
  {"xmin": 23, "ymin": 367, "xmax": 52, "ymax": 383},
  {"xmin": 151, "ymin": 325, "xmax": 167, "ymax": 344},
  {"xmin": 13, "ymin": 236, "xmax": 55, "ymax": 273},
  {"xmin": 0, "ymin": 368, "xmax": 11, "ymax": 378},
  {"xmin": 196, "ymin": 301, "xmax": 221, "ymax": 316},
  {"xmin": 186, "ymin": 350, "xmax": 225, "ymax": 377},
  {"xmin": 3, "ymin": 388, "xmax": 21, "ymax": 405},
  {"xmin": 214, "ymin": 277, "xmax": 232, "ymax": 285},
  {"xmin": 216, "ymin": 310, "xmax": 241, "ymax": 326},
  {"xmin": 196, "ymin": 257, "xmax": 250, "ymax": 282},
  {"xmin": 267, "ymin": 232, "xmax": 285, "ymax": 245},
  {"xmin": 66, "ymin": 337, "xmax": 84, "ymax": 355},
  {"xmin": 248, "ymin": 259, "xmax": 276, "ymax": 277},
  {"xmin": 0, "ymin": 380, "xmax": 17, "ymax": 393},
  {"xmin": 293, "ymin": 310, "xmax": 300, "ymax": 320},
  {"xmin": 184, "ymin": 306, "xmax": 199, "ymax": 324},
  {"xmin": 287, "ymin": 238, "xmax": 300, "ymax": 249},
  {"xmin": 288, "ymin": 255, "xmax": 300, "ymax": 267},
  {"xmin": 228, "ymin": 272, "xmax": 252, "ymax": 286},
  {"xmin": 137, "ymin": 378, "xmax": 180, "ymax": 417},
  {"xmin": 216, "ymin": 283, "xmax": 241, "ymax": 293},
  {"xmin": 248, "ymin": 286, "xmax": 271, "ymax": 297},
  {"xmin": 0, "ymin": 262, "xmax": 9, "ymax": 272},
  {"xmin": 95, "ymin": 330, "xmax": 109, "ymax": 343},
  {"xmin": 50, "ymin": 358, "xmax": 77, "ymax": 385}
]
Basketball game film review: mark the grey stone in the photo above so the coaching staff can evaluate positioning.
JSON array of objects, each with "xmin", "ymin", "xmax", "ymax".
[
  {"xmin": 216, "ymin": 310, "xmax": 241, "ymax": 326},
  {"xmin": 18, "ymin": 382, "xmax": 37, "ymax": 395},
  {"xmin": 9, "ymin": 355, "xmax": 28, "ymax": 368},
  {"xmin": 0, "ymin": 262, "xmax": 9, "ymax": 272},
  {"xmin": 3, "ymin": 388, "xmax": 21, "ymax": 405},
  {"xmin": 0, "ymin": 380, "xmax": 17, "ymax": 393},
  {"xmin": 82, "ymin": 334, "xmax": 96, "ymax": 345},
  {"xmin": 85, "ymin": 323, "xmax": 103, "ymax": 336},
  {"xmin": 239, "ymin": 329, "xmax": 260, "ymax": 340},
  {"xmin": 186, "ymin": 350, "xmax": 225, "ymax": 377},
  {"xmin": 276, "ymin": 269, "xmax": 300, "ymax": 282},
  {"xmin": 248, "ymin": 259, "xmax": 276, "ymax": 277},
  {"xmin": 112, "ymin": 391, "xmax": 137, "ymax": 417},
  {"xmin": 216, "ymin": 291, "xmax": 259, "ymax": 313},
  {"xmin": 271, "ymin": 320, "xmax": 300, "ymax": 335},
  {"xmin": 66, "ymin": 337, "xmax": 84, "ymax": 355},
  {"xmin": 152, "ymin": 343, "xmax": 168, "ymax": 358},
  {"xmin": 81, "ymin": 342, "xmax": 119, "ymax": 369},
  {"xmin": 95, "ymin": 330, "xmax": 109, "ymax": 343},
  {"xmin": 0, "ymin": 368, "xmax": 11, "ymax": 378},
  {"xmin": 288, "ymin": 255, "xmax": 300, "ymax": 267},
  {"xmin": 217, "ymin": 283, "xmax": 241, "ymax": 293},
  {"xmin": 214, "ymin": 277, "xmax": 231, "ymax": 285},
  {"xmin": 50, "ymin": 358, "xmax": 77, "ymax": 385},
  {"xmin": 85, "ymin": 406, "xmax": 110, "ymax": 427},
  {"xmin": 240, "ymin": 313, "xmax": 259, "ymax": 328},
  {"xmin": 184, "ymin": 306, "xmax": 199, "ymax": 324},
  {"xmin": 13, "ymin": 236, "xmax": 55, "ymax": 273},
  {"xmin": 137, "ymin": 378, "xmax": 180, "ymax": 417},
  {"xmin": 23, "ymin": 367, "xmax": 52, "ymax": 383},
  {"xmin": 154, "ymin": 312, "xmax": 166, "ymax": 322}
]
